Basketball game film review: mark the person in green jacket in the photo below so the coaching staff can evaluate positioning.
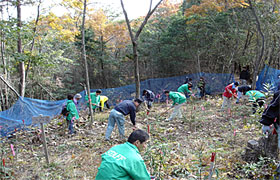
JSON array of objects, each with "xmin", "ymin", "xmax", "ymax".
[
  {"xmin": 177, "ymin": 82, "xmax": 192, "ymax": 97},
  {"xmin": 164, "ymin": 90, "xmax": 186, "ymax": 121},
  {"xmin": 96, "ymin": 129, "xmax": 152, "ymax": 180},
  {"xmin": 245, "ymin": 90, "xmax": 266, "ymax": 114},
  {"xmin": 66, "ymin": 94, "xmax": 79, "ymax": 134},
  {"xmin": 85, "ymin": 89, "xmax": 102, "ymax": 111}
]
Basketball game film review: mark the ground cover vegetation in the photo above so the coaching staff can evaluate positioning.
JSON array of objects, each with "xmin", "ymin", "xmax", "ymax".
[{"xmin": 0, "ymin": 96, "xmax": 277, "ymax": 179}]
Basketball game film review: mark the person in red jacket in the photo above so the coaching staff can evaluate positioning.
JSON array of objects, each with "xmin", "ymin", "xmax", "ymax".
[{"xmin": 221, "ymin": 82, "xmax": 239, "ymax": 112}]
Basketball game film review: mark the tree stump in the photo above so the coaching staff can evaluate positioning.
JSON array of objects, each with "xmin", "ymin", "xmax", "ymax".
[{"xmin": 242, "ymin": 133, "xmax": 279, "ymax": 162}]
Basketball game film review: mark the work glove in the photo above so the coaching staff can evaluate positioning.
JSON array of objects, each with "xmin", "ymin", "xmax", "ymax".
[
  {"xmin": 71, "ymin": 117, "xmax": 76, "ymax": 123},
  {"xmin": 262, "ymin": 125, "xmax": 271, "ymax": 134}
]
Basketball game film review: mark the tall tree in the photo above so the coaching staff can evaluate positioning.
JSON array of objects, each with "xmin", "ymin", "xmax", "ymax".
[
  {"xmin": 81, "ymin": 0, "xmax": 94, "ymax": 124},
  {"xmin": 17, "ymin": 0, "xmax": 25, "ymax": 97},
  {"xmin": 120, "ymin": 0, "xmax": 163, "ymax": 98},
  {"xmin": 0, "ymin": 6, "xmax": 9, "ymax": 109},
  {"xmin": 248, "ymin": 0, "xmax": 265, "ymax": 89}
]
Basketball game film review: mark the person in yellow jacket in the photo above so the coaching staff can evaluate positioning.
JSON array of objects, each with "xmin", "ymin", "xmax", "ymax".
[{"xmin": 99, "ymin": 95, "xmax": 110, "ymax": 112}]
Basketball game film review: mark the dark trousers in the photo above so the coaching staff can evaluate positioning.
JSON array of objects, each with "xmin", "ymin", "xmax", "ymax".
[
  {"xmin": 67, "ymin": 119, "xmax": 74, "ymax": 134},
  {"xmin": 199, "ymin": 87, "xmax": 205, "ymax": 98}
]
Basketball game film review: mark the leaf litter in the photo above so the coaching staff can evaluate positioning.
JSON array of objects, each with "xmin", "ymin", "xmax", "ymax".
[{"xmin": 0, "ymin": 96, "xmax": 276, "ymax": 179}]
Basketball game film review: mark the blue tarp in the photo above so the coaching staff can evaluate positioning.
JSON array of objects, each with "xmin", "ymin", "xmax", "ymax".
[
  {"xmin": 0, "ymin": 98, "xmax": 65, "ymax": 136},
  {"xmin": 256, "ymin": 66, "xmax": 280, "ymax": 92},
  {"xmin": 0, "ymin": 72, "xmax": 234, "ymax": 136}
]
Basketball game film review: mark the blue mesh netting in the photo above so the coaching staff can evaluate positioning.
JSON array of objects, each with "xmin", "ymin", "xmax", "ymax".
[
  {"xmin": 0, "ymin": 97, "xmax": 65, "ymax": 136},
  {"xmin": 256, "ymin": 66, "xmax": 280, "ymax": 92},
  {"xmin": 79, "ymin": 72, "xmax": 234, "ymax": 105},
  {"xmin": 0, "ymin": 72, "xmax": 234, "ymax": 136}
]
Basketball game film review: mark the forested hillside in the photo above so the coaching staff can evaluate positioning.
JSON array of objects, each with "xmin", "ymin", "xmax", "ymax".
[
  {"xmin": 1, "ymin": 1, "xmax": 280, "ymax": 179},
  {"xmin": 0, "ymin": 0, "xmax": 279, "ymax": 105}
]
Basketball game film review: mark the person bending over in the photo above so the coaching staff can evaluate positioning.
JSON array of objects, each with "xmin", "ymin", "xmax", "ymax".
[
  {"xmin": 105, "ymin": 98, "xmax": 143, "ymax": 141},
  {"xmin": 142, "ymin": 89, "xmax": 155, "ymax": 110},
  {"xmin": 164, "ymin": 90, "xmax": 186, "ymax": 121}
]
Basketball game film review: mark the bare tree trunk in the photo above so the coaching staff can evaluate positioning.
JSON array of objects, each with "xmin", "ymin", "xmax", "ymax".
[
  {"xmin": 25, "ymin": 0, "xmax": 41, "ymax": 79},
  {"xmin": 82, "ymin": 0, "xmax": 94, "ymax": 124},
  {"xmin": 0, "ymin": 8, "xmax": 8, "ymax": 109},
  {"xmin": 197, "ymin": 52, "xmax": 201, "ymax": 75},
  {"xmin": 242, "ymin": 29, "xmax": 253, "ymax": 56},
  {"xmin": 120, "ymin": 0, "xmax": 163, "ymax": 98},
  {"xmin": 132, "ymin": 41, "xmax": 140, "ymax": 98},
  {"xmin": 100, "ymin": 35, "xmax": 108, "ymax": 88},
  {"xmin": 0, "ymin": 89, "xmax": 4, "ymax": 111},
  {"xmin": 17, "ymin": 0, "xmax": 25, "ymax": 97},
  {"xmin": 248, "ymin": 0, "xmax": 265, "ymax": 89}
]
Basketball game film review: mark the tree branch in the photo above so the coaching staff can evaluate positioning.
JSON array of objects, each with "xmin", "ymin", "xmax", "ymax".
[
  {"xmin": 0, "ymin": 75, "xmax": 21, "ymax": 98},
  {"xmin": 134, "ymin": 0, "xmax": 163, "ymax": 41},
  {"xmin": 25, "ymin": 0, "xmax": 41, "ymax": 78},
  {"xmin": 120, "ymin": 0, "xmax": 135, "ymax": 43},
  {"xmin": 148, "ymin": 0, "xmax": 152, "ymax": 13},
  {"xmin": 35, "ymin": 82, "xmax": 56, "ymax": 100}
]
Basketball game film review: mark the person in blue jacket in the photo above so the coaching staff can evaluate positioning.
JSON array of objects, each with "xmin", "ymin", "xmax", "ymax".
[
  {"xmin": 142, "ymin": 89, "xmax": 155, "ymax": 110},
  {"xmin": 105, "ymin": 98, "xmax": 143, "ymax": 141}
]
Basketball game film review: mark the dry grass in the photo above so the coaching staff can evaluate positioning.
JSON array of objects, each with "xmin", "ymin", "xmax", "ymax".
[{"xmin": 0, "ymin": 96, "xmax": 275, "ymax": 179}]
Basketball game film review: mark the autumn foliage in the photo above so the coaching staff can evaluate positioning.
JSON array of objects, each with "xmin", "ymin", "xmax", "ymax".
[{"xmin": 184, "ymin": 0, "xmax": 250, "ymax": 17}]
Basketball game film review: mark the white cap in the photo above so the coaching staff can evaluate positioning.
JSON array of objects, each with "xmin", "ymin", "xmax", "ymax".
[{"xmin": 74, "ymin": 93, "xmax": 82, "ymax": 99}]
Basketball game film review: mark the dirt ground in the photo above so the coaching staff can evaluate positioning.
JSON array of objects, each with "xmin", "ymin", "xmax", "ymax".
[{"xmin": 0, "ymin": 96, "xmax": 277, "ymax": 179}]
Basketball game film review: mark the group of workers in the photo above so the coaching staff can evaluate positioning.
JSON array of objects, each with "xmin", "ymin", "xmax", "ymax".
[
  {"xmin": 221, "ymin": 80, "xmax": 266, "ymax": 114},
  {"xmin": 163, "ymin": 76, "xmax": 206, "ymax": 121},
  {"xmin": 64, "ymin": 90, "xmax": 109, "ymax": 134},
  {"xmin": 62, "ymin": 77, "xmax": 209, "ymax": 179},
  {"xmin": 221, "ymin": 76, "xmax": 280, "ymax": 148},
  {"xmin": 63, "ymin": 88, "xmax": 157, "ymax": 179},
  {"xmin": 63, "ymin": 74, "xmax": 279, "ymax": 180},
  {"xmin": 64, "ymin": 89, "xmax": 155, "ymax": 135}
]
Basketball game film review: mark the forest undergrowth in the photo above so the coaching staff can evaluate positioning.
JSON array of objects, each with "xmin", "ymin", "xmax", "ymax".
[{"xmin": 0, "ymin": 96, "xmax": 277, "ymax": 179}]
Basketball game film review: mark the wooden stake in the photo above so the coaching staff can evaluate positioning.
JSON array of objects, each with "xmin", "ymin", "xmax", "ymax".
[
  {"xmin": 14, "ymin": 128, "xmax": 17, "ymax": 160},
  {"xmin": 32, "ymin": 115, "xmax": 51, "ymax": 164},
  {"xmin": 41, "ymin": 123, "xmax": 50, "ymax": 164}
]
